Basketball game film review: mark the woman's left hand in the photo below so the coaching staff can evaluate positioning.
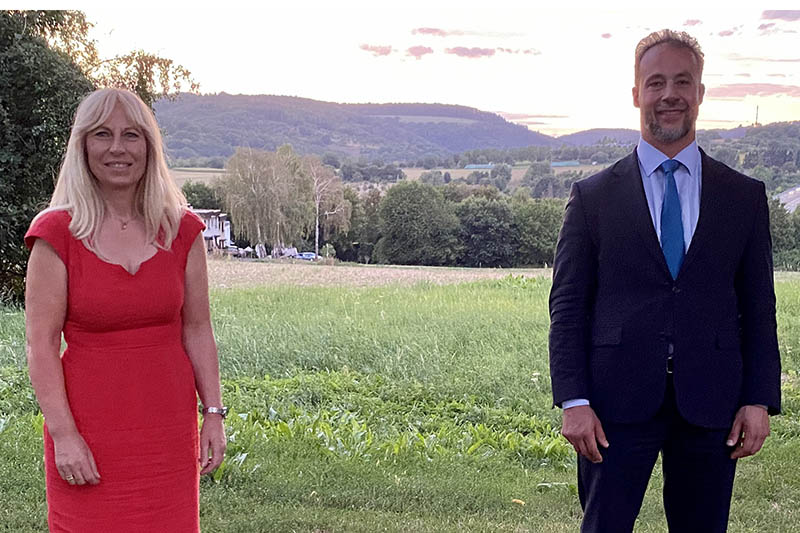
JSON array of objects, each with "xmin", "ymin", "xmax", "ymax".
[{"xmin": 199, "ymin": 415, "xmax": 226, "ymax": 475}]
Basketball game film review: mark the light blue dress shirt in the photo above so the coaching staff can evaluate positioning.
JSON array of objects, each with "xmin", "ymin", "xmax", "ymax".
[{"xmin": 561, "ymin": 138, "xmax": 702, "ymax": 410}]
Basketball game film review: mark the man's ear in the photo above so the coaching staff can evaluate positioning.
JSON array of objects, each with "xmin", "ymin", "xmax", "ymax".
[
  {"xmin": 632, "ymin": 85, "xmax": 640, "ymax": 108},
  {"xmin": 699, "ymin": 83, "xmax": 705, "ymax": 105}
]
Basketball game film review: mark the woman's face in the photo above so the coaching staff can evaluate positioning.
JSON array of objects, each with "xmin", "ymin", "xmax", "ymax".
[{"xmin": 85, "ymin": 103, "xmax": 147, "ymax": 194}]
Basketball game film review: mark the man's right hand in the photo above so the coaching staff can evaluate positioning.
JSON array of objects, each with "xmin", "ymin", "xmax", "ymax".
[{"xmin": 561, "ymin": 405, "xmax": 609, "ymax": 463}]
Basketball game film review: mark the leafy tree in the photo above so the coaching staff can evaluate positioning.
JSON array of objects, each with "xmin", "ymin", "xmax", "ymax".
[
  {"xmin": 182, "ymin": 180, "xmax": 222, "ymax": 210},
  {"xmin": 0, "ymin": 11, "xmax": 93, "ymax": 301},
  {"xmin": 419, "ymin": 170, "xmax": 444, "ymax": 186},
  {"xmin": 512, "ymin": 197, "xmax": 564, "ymax": 266},
  {"xmin": 455, "ymin": 196, "xmax": 515, "ymax": 267},
  {"xmin": 218, "ymin": 145, "xmax": 312, "ymax": 249},
  {"xmin": 769, "ymin": 198, "xmax": 795, "ymax": 253},
  {"xmin": 8, "ymin": 10, "xmax": 197, "ymax": 109},
  {"xmin": 375, "ymin": 181, "xmax": 460, "ymax": 266}
]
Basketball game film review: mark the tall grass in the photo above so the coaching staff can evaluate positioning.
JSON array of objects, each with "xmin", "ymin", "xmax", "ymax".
[{"xmin": 1, "ymin": 276, "xmax": 799, "ymax": 531}]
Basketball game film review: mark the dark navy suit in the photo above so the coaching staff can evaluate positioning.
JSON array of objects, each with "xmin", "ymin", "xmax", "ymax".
[{"xmin": 549, "ymin": 149, "xmax": 781, "ymax": 531}]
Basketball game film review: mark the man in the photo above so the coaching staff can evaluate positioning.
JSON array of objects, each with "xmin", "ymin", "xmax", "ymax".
[{"xmin": 549, "ymin": 29, "xmax": 781, "ymax": 532}]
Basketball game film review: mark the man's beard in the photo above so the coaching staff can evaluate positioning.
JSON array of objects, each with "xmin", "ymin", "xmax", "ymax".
[{"xmin": 646, "ymin": 107, "xmax": 696, "ymax": 144}]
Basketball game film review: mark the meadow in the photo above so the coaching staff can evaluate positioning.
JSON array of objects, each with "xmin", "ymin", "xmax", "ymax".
[{"xmin": 1, "ymin": 261, "xmax": 799, "ymax": 532}]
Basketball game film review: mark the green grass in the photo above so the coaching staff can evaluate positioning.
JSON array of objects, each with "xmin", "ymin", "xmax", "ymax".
[{"xmin": 1, "ymin": 276, "xmax": 800, "ymax": 531}]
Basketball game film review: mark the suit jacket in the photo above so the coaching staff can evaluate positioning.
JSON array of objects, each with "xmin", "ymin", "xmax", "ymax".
[{"xmin": 549, "ymin": 148, "xmax": 781, "ymax": 429}]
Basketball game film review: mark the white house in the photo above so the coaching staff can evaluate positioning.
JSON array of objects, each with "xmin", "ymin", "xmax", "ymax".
[{"xmin": 190, "ymin": 208, "xmax": 232, "ymax": 251}]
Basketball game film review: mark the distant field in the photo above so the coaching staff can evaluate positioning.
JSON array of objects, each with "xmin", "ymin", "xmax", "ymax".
[
  {"xmin": 206, "ymin": 258, "xmax": 549, "ymax": 289},
  {"xmin": 169, "ymin": 167, "xmax": 226, "ymax": 187},
  {"xmin": 403, "ymin": 163, "xmax": 605, "ymax": 189}
]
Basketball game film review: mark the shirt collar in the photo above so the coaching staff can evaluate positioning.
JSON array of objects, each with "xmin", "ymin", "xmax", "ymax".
[{"xmin": 637, "ymin": 137, "xmax": 700, "ymax": 177}]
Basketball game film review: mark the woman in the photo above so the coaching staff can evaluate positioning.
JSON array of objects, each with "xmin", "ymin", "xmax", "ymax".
[{"xmin": 24, "ymin": 88, "xmax": 226, "ymax": 532}]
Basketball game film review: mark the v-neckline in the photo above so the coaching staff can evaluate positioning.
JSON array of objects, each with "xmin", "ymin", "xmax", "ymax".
[{"xmin": 81, "ymin": 241, "xmax": 160, "ymax": 276}]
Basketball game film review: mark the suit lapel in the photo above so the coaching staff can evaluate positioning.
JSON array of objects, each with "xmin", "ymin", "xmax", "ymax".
[
  {"xmin": 614, "ymin": 150, "xmax": 673, "ymax": 277},
  {"xmin": 680, "ymin": 149, "xmax": 717, "ymax": 276}
]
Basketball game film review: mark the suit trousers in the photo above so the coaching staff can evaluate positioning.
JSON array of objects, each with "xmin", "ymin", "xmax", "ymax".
[{"xmin": 577, "ymin": 376, "xmax": 737, "ymax": 533}]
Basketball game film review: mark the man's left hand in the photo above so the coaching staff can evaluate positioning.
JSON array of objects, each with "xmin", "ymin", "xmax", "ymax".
[{"xmin": 727, "ymin": 405, "xmax": 770, "ymax": 459}]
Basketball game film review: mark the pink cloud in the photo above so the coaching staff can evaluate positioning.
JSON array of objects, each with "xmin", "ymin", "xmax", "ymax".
[
  {"xmin": 411, "ymin": 27, "xmax": 524, "ymax": 38},
  {"xmin": 761, "ymin": 10, "xmax": 800, "ymax": 21},
  {"xmin": 601, "ymin": 33, "xmax": 612, "ymax": 39},
  {"xmin": 718, "ymin": 30, "xmax": 735, "ymax": 37},
  {"xmin": 359, "ymin": 44, "xmax": 392, "ymax": 57},
  {"xmin": 496, "ymin": 47, "xmax": 541, "ymax": 55},
  {"xmin": 728, "ymin": 54, "xmax": 800, "ymax": 63},
  {"xmin": 413, "ymin": 27, "xmax": 450, "ymax": 37},
  {"xmin": 769, "ymin": 73, "xmax": 787, "ymax": 77},
  {"xmin": 759, "ymin": 23, "xmax": 776, "ymax": 30},
  {"xmin": 684, "ymin": 19, "xmax": 702, "ymax": 26},
  {"xmin": 406, "ymin": 46, "xmax": 433, "ymax": 60},
  {"xmin": 706, "ymin": 83, "xmax": 800, "ymax": 98},
  {"xmin": 445, "ymin": 47, "xmax": 496, "ymax": 58}
]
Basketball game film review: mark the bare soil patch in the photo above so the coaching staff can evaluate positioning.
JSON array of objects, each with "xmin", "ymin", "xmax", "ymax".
[{"xmin": 207, "ymin": 258, "xmax": 550, "ymax": 289}]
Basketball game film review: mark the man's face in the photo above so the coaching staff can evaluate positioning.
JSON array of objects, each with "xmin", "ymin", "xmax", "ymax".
[{"xmin": 633, "ymin": 43, "xmax": 705, "ymax": 153}]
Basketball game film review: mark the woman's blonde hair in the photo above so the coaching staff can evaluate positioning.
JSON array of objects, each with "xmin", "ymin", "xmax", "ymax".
[{"xmin": 43, "ymin": 88, "xmax": 186, "ymax": 250}]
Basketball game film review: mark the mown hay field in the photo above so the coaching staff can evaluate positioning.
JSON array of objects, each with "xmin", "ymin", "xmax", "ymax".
[{"xmin": 1, "ymin": 262, "xmax": 799, "ymax": 532}]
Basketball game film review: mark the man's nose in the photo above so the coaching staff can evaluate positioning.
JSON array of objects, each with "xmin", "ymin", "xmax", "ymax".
[{"xmin": 662, "ymin": 81, "xmax": 679, "ymax": 100}]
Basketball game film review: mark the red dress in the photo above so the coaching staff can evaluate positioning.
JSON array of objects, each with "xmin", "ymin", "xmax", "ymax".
[{"xmin": 25, "ymin": 210, "xmax": 206, "ymax": 532}]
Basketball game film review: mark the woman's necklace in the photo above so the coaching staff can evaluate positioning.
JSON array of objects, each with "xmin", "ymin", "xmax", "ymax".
[{"xmin": 110, "ymin": 213, "xmax": 136, "ymax": 231}]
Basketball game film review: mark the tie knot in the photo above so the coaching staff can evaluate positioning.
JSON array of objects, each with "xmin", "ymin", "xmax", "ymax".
[{"xmin": 660, "ymin": 159, "xmax": 680, "ymax": 174}]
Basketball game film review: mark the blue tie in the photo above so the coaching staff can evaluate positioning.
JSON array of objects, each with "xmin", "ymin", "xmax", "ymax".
[{"xmin": 660, "ymin": 159, "xmax": 684, "ymax": 279}]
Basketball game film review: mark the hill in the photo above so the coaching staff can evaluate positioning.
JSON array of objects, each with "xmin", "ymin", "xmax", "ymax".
[
  {"xmin": 555, "ymin": 128, "xmax": 640, "ymax": 146},
  {"xmin": 153, "ymin": 93, "xmax": 559, "ymax": 163}
]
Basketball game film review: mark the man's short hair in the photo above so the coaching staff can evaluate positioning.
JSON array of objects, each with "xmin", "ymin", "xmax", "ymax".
[{"xmin": 635, "ymin": 29, "xmax": 704, "ymax": 85}]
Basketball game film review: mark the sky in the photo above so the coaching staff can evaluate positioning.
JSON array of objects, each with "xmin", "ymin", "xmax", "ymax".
[{"xmin": 61, "ymin": 1, "xmax": 800, "ymax": 136}]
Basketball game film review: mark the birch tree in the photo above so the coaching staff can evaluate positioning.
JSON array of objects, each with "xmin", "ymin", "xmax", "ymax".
[{"xmin": 302, "ymin": 155, "xmax": 351, "ymax": 257}]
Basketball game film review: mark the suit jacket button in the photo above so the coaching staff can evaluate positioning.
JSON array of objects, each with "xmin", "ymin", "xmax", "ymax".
[{"xmin": 672, "ymin": 286, "xmax": 681, "ymax": 294}]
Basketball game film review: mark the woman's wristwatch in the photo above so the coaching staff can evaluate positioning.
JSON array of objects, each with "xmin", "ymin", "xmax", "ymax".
[{"xmin": 202, "ymin": 406, "xmax": 228, "ymax": 418}]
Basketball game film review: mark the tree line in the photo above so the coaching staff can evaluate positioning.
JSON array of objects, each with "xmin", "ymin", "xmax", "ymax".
[{"xmin": 185, "ymin": 157, "xmax": 565, "ymax": 268}]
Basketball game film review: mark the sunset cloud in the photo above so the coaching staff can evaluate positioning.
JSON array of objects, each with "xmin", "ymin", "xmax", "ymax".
[
  {"xmin": 497, "ymin": 47, "xmax": 541, "ymax": 55},
  {"xmin": 718, "ymin": 30, "xmax": 735, "ymax": 37},
  {"xmin": 761, "ymin": 10, "xmax": 800, "ymax": 21},
  {"xmin": 684, "ymin": 19, "xmax": 702, "ymax": 26},
  {"xmin": 759, "ymin": 23, "xmax": 776, "ymax": 30},
  {"xmin": 406, "ymin": 46, "xmax": 433, "ymax": 60},
  {"xmin": 728, "ymin": 54, "xmax": 800, "ymax": 63},
  {"xmin": 601, "ymin": 33, "xmax": 612, "ymax": 39},
  {"xmin": 769, "ymin": 73, "xmax": 787, "ymax": 77},
  {"xmin": 359, "ymin": 44, "xmax": 392, "ymax": 57},
  {"xmin": 413, "ymin": 27, "xmax": 449, "ymax": 37},
  {"xmin": 445, "ymin": 47, "xmax": 496, "ymax": 58},
  {"xmin": 411, "ymin": 27, "xmax": 524, "ymax": 38},
  {"xmin": 706, "ymin": 83, "xmax": 800, "ymax": 98}
]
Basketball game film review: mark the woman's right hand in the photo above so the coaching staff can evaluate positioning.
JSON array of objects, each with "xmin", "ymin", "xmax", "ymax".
[{"xmin": 53, "ymin": 432, "xmax": 101, "ymax": 486}]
